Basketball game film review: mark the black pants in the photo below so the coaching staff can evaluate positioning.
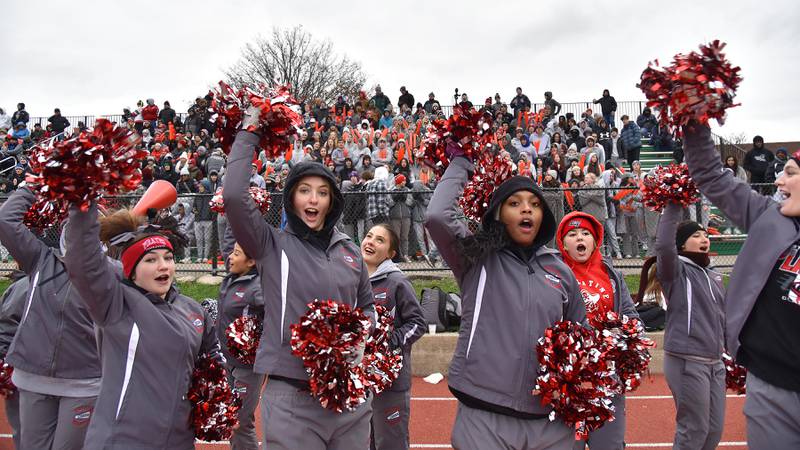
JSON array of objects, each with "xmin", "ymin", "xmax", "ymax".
[{"xmin": 627, "ymin": 146, "xmax": 641, "ymax": 168}]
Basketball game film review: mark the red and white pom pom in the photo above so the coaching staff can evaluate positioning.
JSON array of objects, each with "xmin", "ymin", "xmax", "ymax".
[
  {"xmin": 187, "ymin": 354, "xmax": 241, "ymax": 441},
  {"xmin": 638, "ymin": 40, "xmax": 742, "ymax": 131},
  {"xmin": 641, "ymin": 163, "xmax": 700, "ymax": 212},
  {"xmin": 23, "ymin": 198, "xmax": 68, "ymax": 231},
  {"xmin": 25, "ymin": 118, "xmax": 146, "ymax": 211},
  {"xmin": 360, "ymin": 305, "xmax": 403, "ymax": 395},
  {"xmin": 211, "ymin": 82, "xmax": 303, "ymax": 156},
  {"xmin": 533, "ymin": 321, "xmax": 620, "ymax": 440},
  {"xmin": 421, "ymin": 102, "xmax": 494, "ymax": 176},
  {"xmin": 0, "ymin": 359, "xmax": 15, "ymax": 398},
  {"xmin": 722, "ymin": 352, "xmax": 747, "ymax": 395},
  {"xmin": 208, "ymin": 187, "xmax": 271, "ymax": 215},
  {"xmin": 226, "ymin": 315, "xmax": 263, "ymax": 366},
  {"xmin": 459, "ymin": 150, "xmax": 515, "ymax": 222},
  {"xmin": 591, "ymin": 312, "xmax": 656, "ymax": 393},
  {"xmin": 290, "ymin": 299, "xmax": 371, "ymax": 412}
]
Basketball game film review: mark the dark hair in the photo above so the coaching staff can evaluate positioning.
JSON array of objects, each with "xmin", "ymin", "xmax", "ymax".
[
  {"xmin": 371, "ymin": 223, "xmax": 400, "ymax": 261},
  {"xmin": 621, "ymin": 115, "xmax": 630, "ymax": 121}
]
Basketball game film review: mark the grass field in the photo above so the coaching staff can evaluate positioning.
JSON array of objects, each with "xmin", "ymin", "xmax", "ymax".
[{"xmin": 0, "ymin": 274, "xmax": 642, "ymax": 302}]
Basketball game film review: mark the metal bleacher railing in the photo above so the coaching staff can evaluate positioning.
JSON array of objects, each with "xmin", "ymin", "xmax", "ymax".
[{"xmin": 0, "ymin": 185, "xmax": 755, "ymax": 276}]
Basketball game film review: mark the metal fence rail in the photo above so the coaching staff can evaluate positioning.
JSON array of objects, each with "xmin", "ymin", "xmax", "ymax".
[{"xmin": 0, "ymin": 185, "xmax": 754, "ymax": 276}]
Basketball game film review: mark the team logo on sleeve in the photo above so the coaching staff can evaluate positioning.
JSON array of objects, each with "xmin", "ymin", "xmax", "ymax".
[
  {"xmin": 186, "ymin": 312, "xmax": 205, "ymax": 333},
  {"xmin": 341, "ymin": 248, "xmax": 360, "ymax": 269},
  {"xmin": 372, "ymin": 288, "xmax": 390, "ymax": 306}
]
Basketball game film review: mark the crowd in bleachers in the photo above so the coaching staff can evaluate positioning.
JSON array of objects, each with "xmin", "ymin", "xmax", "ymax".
[{"xmin": 1, "ymin": 85, "xmax": 774, "ymax": 264}]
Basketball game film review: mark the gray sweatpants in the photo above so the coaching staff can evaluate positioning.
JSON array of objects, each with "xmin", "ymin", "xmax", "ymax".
[
  {"xmin": 261, "ymin": 378, "xmax": 372, "ymax": 450},
  {"xmin": 230, "ymin": 367, "xmax": 265, "ymax": 450},
  {"xmin": 5, "ymin": 389, "xmax": 20, "ymax": 449},
  {"xmin": 370, "ymin": 389, "xmax": 411, "ymax": 450},
  {"xmin": 744, "ymin": 371, "xmax": 800, "ymax": 449},
  {"xmin": 572, "ymin": 394, "xmax": 625, "ymax": 450},
  {"xmin": 451, "ymin": 402, "xmax": 573, "ymax": 450},
  {"xmin": 390, "ymin": 218, "xmax": 411, "ymax": 259},
  {"xmin": 195, "ymin": 220, "xmax": 213, "ymax": 260},
  {"xmin": 663, "ymin": 354, "xmax": 725, "ymax": 450},
  {"xmin": 18, "ymin": 389, "xmax": 96, "ymax": 450}
]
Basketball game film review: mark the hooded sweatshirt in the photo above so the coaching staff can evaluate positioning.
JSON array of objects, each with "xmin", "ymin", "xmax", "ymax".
[
  {"xmin": 63, "ymin": 204, "xmax": 222, "ymax": 449},
  {"xmin": 368, "ymin": 259, "xmax": 426, "ymax": 391},
  {"xmin": 425, "ymin": 157, "xmax": 587, "ymax": 417},
  {"xmin": 556, "ymin": 212, "xmax": 638, "ymax": 323},
  {"xmin": 223, "ymin": 131, "xmax": 374, "ymax": 382}
]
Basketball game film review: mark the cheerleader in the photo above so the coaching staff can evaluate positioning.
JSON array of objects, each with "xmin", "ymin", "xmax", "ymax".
[
  {"xmin": 360, "ymin": 224, "xmax": 426, "ymax": 450},
  {"xmin": 684, "ymin": 123, "xmax": 800, "ymax": 448},
  {"xmin": 0, "ymin": 187, "xmax": 101, "ymax": 450},
  {"xmin": 656, "ymin": 201, "xmax": 725, "ymax": 450},
  {"xmin": 425, "ymin": 141, "xmax": 587, "ymax": 450},
  {"xmin": 61, "ymin": 206, "xmax": 222, "ymax": 448},
  {"xmin": 555, "ymin": 211, "xmax": 639, "ymax": 450},
  {"xmin": 217, "ymin": 232, "xmax": 264, "ymax": 450},
  {"xmin": 224, "ymin": 119, "xmax": 374, "ymax": 449}
]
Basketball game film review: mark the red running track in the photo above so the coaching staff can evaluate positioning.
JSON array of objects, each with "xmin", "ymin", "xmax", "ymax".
[{"xmin": 0, "ymin": 374, "xmax": 746, "ymax": 449}]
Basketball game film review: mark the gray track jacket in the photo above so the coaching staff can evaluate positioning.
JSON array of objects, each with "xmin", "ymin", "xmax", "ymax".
[
  {"xmin": 425, "ymin": 157, "xmax": 587, "ymax": 415},
  {"xmin": 223, "ymin": 131, "xmax": 375, "ymax": 381},
  {"xmin": 0, "ymin": 273, "xmax": 28, "ymax": 359},
  {"xmin": 656, "ymin": 202, "xmax": 725, "ymax": 359},
  {"xmin": 683, "ymin": 124, "xmax": 793, "ymax": 357},
  {"xmin": 64, "ymin": 204, "xmax": 222, "ymax": 449},
  {"xmin": 369, "ymin": 259, "xmax": 426, "ymax": 392},
  {"xmin": 217, "ymin": 270, "xmax": 263, "ymax": 370},
  {"xmin": 0, "ymin": 188, "xmax": 101, "ymax": 381}
]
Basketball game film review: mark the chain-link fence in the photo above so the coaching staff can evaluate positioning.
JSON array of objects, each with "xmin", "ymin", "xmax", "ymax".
[{"xmin": 0, "ymin": 185, "xmax": 755, "ymax": 276}]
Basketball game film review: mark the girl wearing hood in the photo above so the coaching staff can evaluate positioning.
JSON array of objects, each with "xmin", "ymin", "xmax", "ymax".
[
  {"xmin": 655, "ymin": 200, "xmax": 726, "ymax": 450},
  {"xmin": 555, "ymin": 212, "xmax": 639, "ymax": 450},
  {"xmin": 682, "ymin": 123, "xmax": 800, "ymax": 448},
  {"xmin": 223, "ymin": 109, "xmax": 375, "ymax": 449},
  {"xmin": 360, "ymin": 224, "xmax": 426, "ymax": 450},
  {"xmin": 60, "ymin": 204, "xmax": 223, "ymax": 449},
  {"xmin": 425, "ymin": 140, "xmax": 587, "ymax": 449}
]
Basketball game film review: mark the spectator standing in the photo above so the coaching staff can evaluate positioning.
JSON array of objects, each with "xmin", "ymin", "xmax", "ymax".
[
  {"xmin": 11, "ymin": 103, "xmax": 28, "ymax": 127},
  {"xmin": 175, "ymin": 202, "xmax": 195, "ymax": 260},
  {"xmin": 141, "ymin": 98, "xmax": 159, "ymax": 132},
  {"xmin": 765, "ymin": 147, "xmax": 788, "ymax": 188},
  {"xmin": 0, "ymin": 108, "xmax": 11, "ymax": 132},
  {"xmin": 743, "ymin": 135, "xmax": 774, "ymax": 193},
  {"xmin": 423, "ymin": 93, "xmax": 440, "ymax": 114},
  {"xmin": 366, "ymin": 167, "xmax": 391, "ymax": 228},
  {"xmin": 159, "ymin": 101, "xmax": 176, "ymax": 125},
  {"xmin": 47, "ymin": 108, "xmax": 71, "ymax": 135},
  {"xmin": 615, "ymin": 174, "xmax": 642, "ymax": 258},
  {"xmin": 411, "ymin": 178, "xmax": 437, "ymax": 266},
  {"xmin": 249, "ymin": 164, "xmax": 266, "ymax": 189},
  {"xmin": 509, "ymin": 87, "xmax": 531, "ymax": 119},
  {"xmin": 398, "ymin": 86, "xmax": 415, "ymax": 111},
  {"xmin": 341, "ymin": 171, "xmax": 368, "ymax": 243},
  {"xmin": 371, "ymin": 85, "xmax": 391, "ymax": 113},
  {"xmin": 194, "ymin": 182, "xmax": 214, "ymax": 262},
  {"xmin": 593, "ymin": 89, "xmax": 617, "ymax": 128},
  {"xmin": 724, "ymin": 155, "xmax": 748, "ymax": 183},
  {"xmin": 544, "ymin": 91, "xmax": 561, "ymax": 116},
  {"xmin": 388, "ymin": 174, "xmax": 413, "ymax": 262},
  {"xmin": 620, "ymin": 115, "xmax": 643, "ymax": 168}
]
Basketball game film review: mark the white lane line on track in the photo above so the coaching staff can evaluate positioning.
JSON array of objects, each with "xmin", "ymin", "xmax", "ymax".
[
  {"xmin": 0, "ymin": 435, "xmax": 748, "ymax": 447},
  {"xmin": 411, "ymin": 394, "xmax": 745, "ymax": 401}
]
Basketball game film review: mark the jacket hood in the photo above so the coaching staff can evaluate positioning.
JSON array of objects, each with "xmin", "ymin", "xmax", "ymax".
[
  {"xmin": 369, "ymin": 258, "xmax": 401, "ymax": 281},
  {"xmin": 282, "ymin": 161, "xmax": 345, "ymax": 234},
  {"xmin": 556, "ymin": 211, "xmax": 605, "ymax": 269},
  {"xmin": 481, "ymin": 176, "xmax": 556, "ymax": 248}
]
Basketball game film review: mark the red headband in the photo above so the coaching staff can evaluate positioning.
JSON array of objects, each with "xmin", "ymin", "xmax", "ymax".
[
  {"xmin": 121, "ymin": 235, "xmax": 173, "ymax": 278},
  {"xmin": 560, "ymin": 217, "xmax": 596, "ymax": 240}
]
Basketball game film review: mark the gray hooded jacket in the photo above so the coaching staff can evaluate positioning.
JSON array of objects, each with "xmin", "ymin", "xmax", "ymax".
[
  {"xmin": 223, "ymin": 131, "xmax": 375, "ymax": 381},
  {"xmin": 683, "ymin": 124, "xmax": 793, "ymax": 357},
  {"xmin": 0, "ymin": 188, "xmax": 102, "ymax": 383},
  {"xmin": 0, "ymin": 273, "xmax": 28, "ymax": 359},
  {"xmin": 656, "ymin": 203, "xmax": 725, "ymax": 359},
  {"xmin": 424, "ymin": 157, "xmax": 587, "ymax": 416},
  {"xmin": 368, "ymin": 259, "xmax": 426, "ymax": 392},
  {"xmin": 63, "ymin": 204, "xmax": 222, "ymax": 449}
]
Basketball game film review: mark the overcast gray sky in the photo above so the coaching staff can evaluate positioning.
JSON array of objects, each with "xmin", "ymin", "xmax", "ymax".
[{"xmin": 3, "ymin": 0, "xmax": 798, "ymax": 143}]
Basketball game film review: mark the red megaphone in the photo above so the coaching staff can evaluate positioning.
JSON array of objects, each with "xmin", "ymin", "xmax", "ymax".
[{"xmin": 132, "ymin": 180, "xmax": 178, "ymax": 216}]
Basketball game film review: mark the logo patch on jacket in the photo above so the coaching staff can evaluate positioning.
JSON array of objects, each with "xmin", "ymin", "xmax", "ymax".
[
  {"xmin": 187, "ymin": 312, "xmax": 205, "ymax": 333},
  {"xmin": 235, "ymin": 289, "xmax": 246, "ymax": 300},
  {"xmin": 373, "ymin": 288, "xmax": 390, "ymax": 306},
  {"xmin": 384, "ymin": 407, "xmax": 402, "ymax": 425},
  {"xmin": 72, "ymin": 405, "xmax": 93, "ymax": 427},
  {"xmin": 341, "ymin": 248, "xmax": 360, "ymax": 269}
]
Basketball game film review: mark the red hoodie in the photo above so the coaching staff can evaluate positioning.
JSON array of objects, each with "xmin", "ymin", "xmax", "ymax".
[{"xmin": 556, "ymin": 211, "xmax": 614, "ymax": 321}]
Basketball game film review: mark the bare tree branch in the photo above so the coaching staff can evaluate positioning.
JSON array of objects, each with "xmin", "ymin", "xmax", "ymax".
[{"xmin": 224, "ymin": 26, "xmax": 367, "ymax": 105}]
